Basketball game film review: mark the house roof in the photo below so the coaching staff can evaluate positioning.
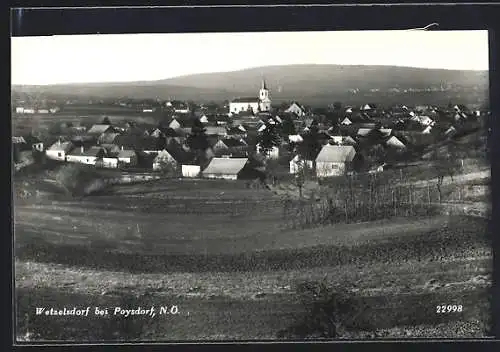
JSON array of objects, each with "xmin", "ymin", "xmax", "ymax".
[
  {"xmin": 205, "ymin": 126, "xmax": 227, "ymax": 135},
  {"xmin": 98, "ymin": 132, "xmax": 120, "ymax": 144},
  {"xmin": 114, "ymin": 135, "xmax": 160, "ymax": 151},
  {"xmin": 220, "ymin": 138, "xmax": 247, "ymax": 148},
  {"xmin": 118, "ymin": 150, "xmax": 136, "ymax": 158},
  {"xmin": 357, "ymin": 128, "xmax": 373, "ymax": 136},
  {"xmin": 69, "ymin": 146, "xmax": 104, "ymax": 157},
  {"xmin": 87, "ymin": 124, "xmax": 112, "ymax": 135},
  {"xmin": 12, "ymin": 136, "xmax": 26, "ymax": 144},
  {"xmin": 316, "ymin": 145, "xmax": 356, "ymax": 163},
  {"xmin": 203, "ymin": 157, "xmax": 248, "ymax": 175},
  {"xmin": 153, "ymin": 149, "xmax": 175, "ymax": 161},
  {"xmin": 231, "ymin": 97, "xmax": 259, "ymax": 103},
  {"xmin": 48, "ymin": 141, "xmax": 73, "ymax": 152}
]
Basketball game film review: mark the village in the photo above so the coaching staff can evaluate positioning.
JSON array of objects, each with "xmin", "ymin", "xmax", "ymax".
[{"xmin": 12, "ymin": 79, "xmax": 487, "ymax": 186}]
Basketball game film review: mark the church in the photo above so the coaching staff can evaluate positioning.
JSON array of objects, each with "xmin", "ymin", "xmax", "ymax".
[{"xmin": 229, "ymin": 79, "xmax": 272, "ymax": 115}]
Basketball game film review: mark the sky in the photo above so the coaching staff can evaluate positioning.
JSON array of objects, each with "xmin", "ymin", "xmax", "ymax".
[{"xmin": 11, "ymin": 30, "xmax": 489, "ymax": 85}]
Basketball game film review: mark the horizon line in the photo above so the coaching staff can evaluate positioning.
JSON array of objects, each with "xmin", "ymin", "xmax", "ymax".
[{"xmin": 11, "ymin": 63, "xmax": 488, "ymax": 87}]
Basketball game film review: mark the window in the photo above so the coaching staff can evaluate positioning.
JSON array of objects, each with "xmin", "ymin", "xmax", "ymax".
[
  {"xmin": 58, "ymin": 152, "xmax": 62, "ymax": 157},
  {"xmin": 86, "ymin": 159, "xmax": 89, "ymax": 163}
]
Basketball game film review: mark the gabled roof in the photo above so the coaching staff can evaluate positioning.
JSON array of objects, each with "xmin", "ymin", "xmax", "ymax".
[
  {"xmin": 316, "ymin": 145, "xmax": 356, "ymax": 163},
  {"xmin": 87, "ymin": 124, "xmax": 113, "ymax": 135},
  {"xmin": 205, "ymin": 126, "xmax": 227, "ymax": 135},
  {"xmin": 357, "ymin": 128, "xmax": 373, "ymax": 137},
  {"xmin": 203, "ymin": 157, "xmax": 248, "ymax": 175},
  {"xmin": 114, "ymin": 135, "xmax": 161, "ymax": 151}
]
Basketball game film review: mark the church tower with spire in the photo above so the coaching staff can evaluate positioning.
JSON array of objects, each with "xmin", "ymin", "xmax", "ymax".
[{"xmin": 258, "ymin": 77, "xmax": 272, "ymax": 112}]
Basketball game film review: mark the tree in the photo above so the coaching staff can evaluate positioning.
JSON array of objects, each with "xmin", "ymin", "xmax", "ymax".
[
  {"xmin": 102, "ymin": 116, "xmax": 111, "ymax": 124},
  {"xmin": 257, "ymin": 122, "xmax": 281, "ymax": 156},
  {"xmin": 432, "ymin": 144, "xmax": 462, "ymax": 202},
  {"xmin": 186, "ymin": 118, "xmax": 209, "ymax": 151},
  {"xmin": 281, "ymin": 115, "xmax": 297, "ymax": 137},
  {"xmin": 300, "ymin": 121, "xmax": 322, "ymax": 161}
]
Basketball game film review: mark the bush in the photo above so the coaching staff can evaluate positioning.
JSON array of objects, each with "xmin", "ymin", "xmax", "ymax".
[
  {"xmin": 278, "ymin": 279, "xmax": 370, "ymax": 339},
  {"xmin": 55, "ymin": 164, "xmax": 106, "ymax": 197}
]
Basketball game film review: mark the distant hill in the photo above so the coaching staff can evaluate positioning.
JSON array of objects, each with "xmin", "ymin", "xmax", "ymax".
[{"xmin": 12, "ymin": 65, "xmax": 489, "ymax": 107}]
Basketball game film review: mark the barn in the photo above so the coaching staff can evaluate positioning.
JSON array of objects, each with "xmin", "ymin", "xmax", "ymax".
[{"xmin": 315, "ymin": 145, "xmax": 357, "ymax": 178}]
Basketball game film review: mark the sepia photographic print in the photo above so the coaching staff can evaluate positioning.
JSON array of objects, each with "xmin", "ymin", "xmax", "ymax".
[{"xmin": 12, "ymin": 29, "xmax": 492, "ymax": 342}]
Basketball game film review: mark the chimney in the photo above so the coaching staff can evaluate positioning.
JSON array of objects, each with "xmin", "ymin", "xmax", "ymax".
[
  {"xmin": 121, "ymin": 146, "xmax": 124, "ymax": 150},
  {"xmin": 81, "ymin": 145, "xmax": 84, "ymax": 153}
]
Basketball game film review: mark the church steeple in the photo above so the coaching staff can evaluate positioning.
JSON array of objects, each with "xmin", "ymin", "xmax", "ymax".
[{"xmin": 261, "ymin": 77, "xmax": 267, "ymax": 90}]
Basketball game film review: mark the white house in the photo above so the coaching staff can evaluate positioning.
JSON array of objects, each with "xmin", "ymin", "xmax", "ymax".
[
  {"xmin": 66, "ymin": 146, "xmax": 105, "ymax": 165},
  {"xmin": 23, "ymin": 108, "xmax": 35, "ymax": 114},
  {"xmin": 45, "ymin": 141, "xmax": 74, "ymax": 161},
  {"xmin": 142, "ymin": 108, "xmax": 154, "ymax": 113},
  {"xmin": 285, "ymin": 102, "xmax": 306, "ymax": 117},
  {"xmin": 37, "ymin": 109, "xmax": 49, "ymax": 114},
  {"xmin": 288, "ymin": 134, "xmax": 304, "ymax": 143},
  {"xmin": 182, "ymin": 164, "xmax": 201, "ymax": 178},
  {"xmin": 200, "ymin": 115, "xmax": 209, "ymax": 124},
  {"xmin": 169, "ymin": 119, "xmax": 182, "ymax": 130},
  {"xmin": 101, "ymin": 157, "xmax": 119, "ymax": 168},
  {"xmin": 49, "ymin": 107, "xmax": 60, "ymax": 113},
  {"xmin": 422, "ymin": 126, "xmax": 432, "ymax": 134},
  {"xmin": 315, "ymin": 145, "xmax": 357, "ymax": 178},
  {"xmin": 153, "ymin": 149, "xmax": 177, "ymax": 171},
  {"xmin": 289, "ymin": 154, "xmax": 314, "ymax": 174},
  {"xmin": 202, "ymin": 157, "xmax": 249, "ymax": 180},
  {"xmin": 117, "ymin": 149, "xmax": 138, "ymax": 166},
  {"xmin": 256, "ymin": 143, "xmax": 279, "ymax": 159},
  {"xmin": 15, "ymin": 107, "xmax": 24, "ymax": 113}
]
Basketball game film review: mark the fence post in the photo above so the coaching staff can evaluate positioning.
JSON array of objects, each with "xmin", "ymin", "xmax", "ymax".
[
  {"xmin": 427, "ymin": 183, "xmax": 431, "ymax": 206},
  {"xmin": 344, "ymin": 199, "xmax": 348, "ymax": 223}
]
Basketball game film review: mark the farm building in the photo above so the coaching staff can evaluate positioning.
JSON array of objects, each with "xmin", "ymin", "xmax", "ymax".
[
  {"xmin": 256, "ymin": 144, "xmax": 280, "ymax": 159},
  {"xmin": 87, "ymin": 124, "xmax": 114, "ymax": 136},
  {"xmin": 315, "ymin": 145, "xmax": 357, "ymax": 178},
  {"xmin": 117, "ymin": 149, "xmax": 138, "ymax": 166},
  {"xmin": 289, "ymin": 154, "xmax": 314, "ymax": 174},
  {"xmin": 341, "ymin": 117, "xmax": 352, "ymax": 125},
  {"xmin": 96, "ymin": 156, "xmax": 119, "ymax": 169},
  {"xmin": 202, "ymin": 157, "xmax": 255, "ymax": 180},
  {"xmin": 153, "ymin": 149, "xmax": 177, "ymax": 171},
  {"xmin": 182, "ymin": 164, "xmax": 201, "ymax": 178},
  {"xmin": 66, "ymin": 146, "xmax": 106, "ymax": 165},
  {"xmin": 45, "ymin": 141, "xmax": 74, "ymax": 161},
  {"xmin": 284, "ymin": 102, "xmax": 306, "ymax": 117},
  {"xmin": 98, "ymin": 132, "xmax": 120, "ymax": 145}
]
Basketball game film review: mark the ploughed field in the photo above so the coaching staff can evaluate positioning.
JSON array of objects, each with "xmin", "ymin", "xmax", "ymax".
[{"xmin": 14, "ymin": 177, "xmax": 493, "ymax": 341}]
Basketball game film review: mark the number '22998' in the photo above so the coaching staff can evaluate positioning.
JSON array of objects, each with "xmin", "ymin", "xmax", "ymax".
[{"xmin": 436, "ymin": 305, "xmax": 463, "ymax": 313}]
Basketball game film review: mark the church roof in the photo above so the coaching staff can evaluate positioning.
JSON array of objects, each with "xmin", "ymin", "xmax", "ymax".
[{"xmin": 231, "ymin": 97, "xmax": 259, "ymax": 103}]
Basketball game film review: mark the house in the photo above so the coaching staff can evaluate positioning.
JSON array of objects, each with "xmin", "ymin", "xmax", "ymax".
[
  {"xmin": 357, "ymin": 128, "xmax": 373, "ymax": 137},
  {"xmin": 416, "ymin": 115, "xmax": 435, "ymax": 126},
  {"xmin": 117, "ymin": 149, "xmax": 138, "ymax": 166},
  {"xmin": 167, "ymin": 100, "xmax": 190, "ymax": 113},
  {"xmin": 153, "ymin": 149, "xmax": 178, "ymax": 171},
  {"xmin": 38, "ymin": 109, "xmax": 49, "ymax": 114},
  {"xmin": 149, "ymin": 128, "xmax": 163, "ymax": 138},
  {"xmin": 288, "ymin": 135, "xmax": 304, "ymax": 143},
  {"xmin": 182, "ymin": 164, "xmax": 201, "ymax": 178},
  {"xmin": 98, "ymin": 132, "xmax": 120, "ymax": 145},
  {"xmin": 256, "ymin": 143, "xmax": 280, "ymax": 159},
  {"xmin": 100, "ymin": 143, "xmax": 121, "ymax": 156},
  {"xmin": 379, "ymin": 129, "xmax": 392, "ymax": 138},
  {"xmin": 202, "ymin": 157, "xmax": 249, "ymax": 180},
  {"xmin": 114, "ymin": 135, "xmax": 164, "ymax": 154},
  {"xmin": 385, "ymin": 136, "xmax": 407, "ymax": 150},
  {"xmin": 444, "ymin": 126, "xmax": 458, "ymax": 139},
  {"xmin": 66, "ymin": 146, "xmax": 106, "ymax": 165},
  {"xmin": 169, "ymin": 119, "xmax": 182, "ymax": 130},
  {"xmin": 49, "ymin": 107, "xmax": 60, "ymax": 113},
  {"xmin": 45, "ymin": 141, "xmax": 74, "ymax": 161},
  {"xmin": 361, "ymin": 104, "xmax": 373, "ymax": 111},
  {"xmin": 213, "ymin": 138, "xmax": 248, "ymax": 157},
  {"xmin": 23, "ymin": 108, "xmax": 35, "ymax": 114},
  {"xmin": 315, "ymin": 145, "xmax": 357, "ymax": 178},
  {"xmin": 226, "ymin": 126, "xmax": 247, "ymax": 138},
  {"xmin": 341, "ymin": 117, "xmax": 353, "ymax": 125},
  {"xmin": 15, "ymin": 107, "xmax": 24, "ymax": 113},
  {"xmin": 87, "ymin": 124, "xmax": 114, "ymax": 136},
  {"xmin": 200, "ymin": 115, "xmax": 209, "ymax": 124},
  {"xmin": 285, "ymin": 102, "xmax": 306, "ymax": 117},
  {"xmin": 422, "ymin": 126, "xmax": 432, "ymax": 134},
  {"xmin": 205, "ymin": 126, "xmax": 228, "ymax": 137},
  {"xmin": 12, "ymin": 137, "xmax": 27, "ymax": 162},
  {"xmin": 289, "ymin": 154, "xmax": 314, "ymax": 174}
]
